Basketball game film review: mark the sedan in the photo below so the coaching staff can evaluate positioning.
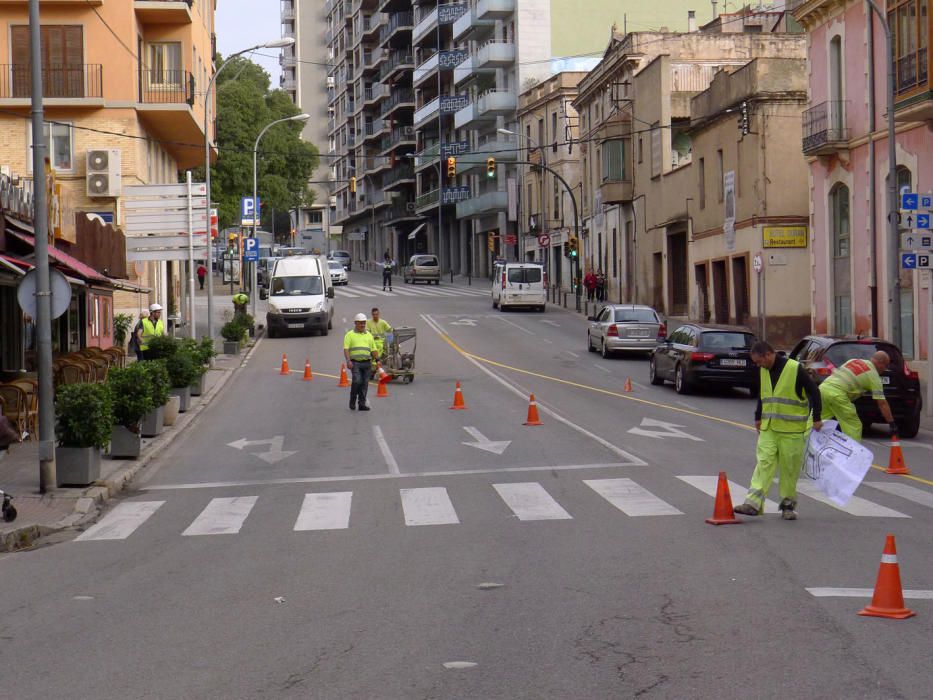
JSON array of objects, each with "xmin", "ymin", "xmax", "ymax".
[
  {"xmin": 327, "ymin": 260, "xmax": 349, "ymax": 286},
  {"xmin": 650, "ymin": 324, "xmax": 758, "ymax": 394},
  {"xmin": 587, "ymin": 305, "xmax": 665, "ymax": 358}
]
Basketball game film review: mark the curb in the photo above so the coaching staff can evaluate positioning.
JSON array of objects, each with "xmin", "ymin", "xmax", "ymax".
[{"xmin": 1, "ymin": 336, "xmax": 262, "ymax": 552}]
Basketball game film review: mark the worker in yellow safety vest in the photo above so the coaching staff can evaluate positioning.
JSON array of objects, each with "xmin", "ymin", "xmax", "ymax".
[
  {"xmin": 817, "ymin": 352, "xmax": 896, "ymax": 442},
  {"xmin": 343, "ymin": 313, "xmax": 380, "ymax": 411},
  {"xmin": 366, "ymin": 307, "xmax": 393, "ymax": 359},
  {"xmin": 140, "ymin": 303, "xmax": 165, "ymax": 360}
]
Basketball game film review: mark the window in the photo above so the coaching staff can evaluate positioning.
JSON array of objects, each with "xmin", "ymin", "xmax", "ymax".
[
  {"xmin": 717, "ymin": 149, "xmax": 724, "ymax": 202},
  {"xmin": 830, "ymin": 183, "xmax": 850, "ymax": 257},
  {"xmin": 28, "ymin": 121, "xmax": 74, "ymax": 172},
  {"xmin": 889, "ymin": 0, "xmax": 929, "ymax": 94},
  {"xmin": 698, "ymin": 157, "xmax": 706, "ymax": 209},
  {"xmin": 10, "ymin": 25, "xmax": 85, "ymax": 98},
  {"xmin": 829, "ymin": 183, "xmax": 852, "ymax": 334},
  {"xmin": 148, "ymin": 42, "xmax": 183, "ymax": 84},
  {"xmin": 638, "ymin": 136, "xmax": 643, "ymax": 164},
  {"xmin": 507, "ymin": 267, "xmax": 542, "ymax": 284},
  {"xmin": 551, "ymin": 112, "xmax": 558, "ymax": 153},
  {"xmin": 553, "ymin": 178, "xmax": 559, "ymax": 216},
  {"xmin": 602, "ymin": 140, "xmax": 625, "ymax": 181}
]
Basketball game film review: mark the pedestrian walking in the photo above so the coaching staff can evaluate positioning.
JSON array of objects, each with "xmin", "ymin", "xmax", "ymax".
[
  {"xmin": 734, "ymin": 341, "xmax": 823, "ymax": 521},
  {"xmin": 197, "ymin": 263, "xmax": 207, "ymax": 290},
  {"xmin": 128, "ymin": 309, "xmax": 148, "ymax": 361},
  {"xmin": 596, "ymin": 269, "xmax": 606, "ymax": 302},
  {"xmin": 817, "ymin": 351, "xmax": 897, "ymax": 442},
  {"xmin": 381, "ymin": 253, "xmax": 395, "ymax": 291},
  {"xmin": 584, "ymin": 269, "xmax": 597, "ymax": 302},
  {"xmin": 343, "ymin": 313, "xmax": 380, "ymax": 411},
  {"xmin": 140, "ymin": 304, "xmax": 165, "ymax": 360}
]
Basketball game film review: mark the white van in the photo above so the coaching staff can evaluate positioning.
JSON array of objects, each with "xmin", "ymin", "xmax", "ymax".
[
  {"xmin": 491, "ymin": 262, "xmax": 547, "ymax": 312},
  {"xmin": 266, "ymin": 255, "xmax": 335, "ymax": 337}
]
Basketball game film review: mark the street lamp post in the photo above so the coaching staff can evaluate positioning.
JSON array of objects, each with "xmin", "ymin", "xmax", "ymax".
[
  {"xmin": 203, "ymin": 37, "xmax": 294, "ymax": 340},
  {"xmin": 252, "ymin": 113, "xmax": 309, "ymax": 320},
  {"xmin": 498, "ymin": 127, "xmax": 544, "ymax": 264}
]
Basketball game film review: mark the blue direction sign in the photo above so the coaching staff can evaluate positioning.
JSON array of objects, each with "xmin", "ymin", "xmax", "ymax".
[
  {"xmin": 922, "ymin": 194, "xmax": 933, "ymax": 210},
  {"xmin": 902, "ymin": 253, "xmax": 918, "ymax": 269},
  {"xmin": 901, "ymin": 212, "xmax": 932, "ymax": 229},
  {"xmin": 243, "ymin": 237, "xmax": 260, "ymax": 262},
  {"xmin": 901, "ymin": 193, "xmax": 919, "ymax": 210}
]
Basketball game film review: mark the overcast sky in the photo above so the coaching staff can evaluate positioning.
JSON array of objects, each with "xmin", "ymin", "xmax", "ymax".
[{"xmin": 216, "ymin": 0, "xmax": 283, "ymax": 85}]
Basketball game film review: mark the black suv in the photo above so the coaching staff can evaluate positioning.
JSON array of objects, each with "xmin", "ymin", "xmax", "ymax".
[
  {"xmin": 649, "ymin": 324, "xmax": 758, "ymax": 394},
  {"xmin": 788, "ymin": 335, "xmax": 923, "ymax": 438}
]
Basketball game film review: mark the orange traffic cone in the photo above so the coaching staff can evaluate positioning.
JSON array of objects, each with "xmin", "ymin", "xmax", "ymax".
[
  {"xmin": 302, "ymin": 358, "xmax": 313, "ymax": 381},
  {"xmin": 885, "ymin": 438, "xmax": 910, "ymax": 475},
  {"xmin": 623, "ymin": 377, "xmax": 633, "ymax": 392},
  {"xmin": 450, "ymin": 381, "xmax": 467, "ymax": 410},
  {"xmin": 376, "ymin": 369, "xmax": 390, "ymax": 398},
  {"xmin": 279, "ymin": 353, "xmax": 289, "ymax": 375},
  {"xmin": 705, "ymin": 471, "xmax": 741, "ymax": 525},
  {"xmin": 523, "ymin": 393, "xmax": 543, "ymax": 426},
  {"xmin": 858, "ymin": 534, "xmax": 916, "ymax": 619},
  {"xmin": 338, "ymin": 363, "xmax": 350, "ymax": 387}
]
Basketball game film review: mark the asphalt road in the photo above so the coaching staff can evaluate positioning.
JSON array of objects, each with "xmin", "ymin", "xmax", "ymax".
[{"xmin": 1, "ymin": 270, "xmax": 931, "ymax": 699}]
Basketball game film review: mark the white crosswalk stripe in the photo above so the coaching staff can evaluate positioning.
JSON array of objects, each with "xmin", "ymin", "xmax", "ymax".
[
  {"xmin": 334, "ymin": 284, "xmax": 489, "ymax": 300},
  {"xmin": 294, "ymin": 492, "xmax": 353, "ymax": 531},
  {"xmin": 677, "ymin": 475, "xmax": 780, "ymax": 513},
  {"xmin": 493, "ymin": 482, "xmax": 572, "ymax": 521},
  {"xmin": 794, "ymin": 481, "xmax": 909, "ymax": 517},
  {"xmin": 863, "ymin": 481, "xmax": 933, "ymax": 509},
  {"xmin": 585, "ymin": 478, "xmax": 683, "ymax": 516},
  {"xmin": 400, "ymin": 487, "xmax": 459, "ymax": 526},
  {"xmin": 182, "ymin": 496, "xmax": 258, "ymax": 536},
  {"xmin": 76, "ymin": 501, "xmax": 164, "ymax": 541}
]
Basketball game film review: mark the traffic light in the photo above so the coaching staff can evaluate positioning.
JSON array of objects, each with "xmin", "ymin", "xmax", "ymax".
[
  {"xmin": 568, "ymin": 235, "xmax": 578, "ymax": 258},
  {"xmin": 349, "ymin": 176, "xmax": 357, "ymax": 193},
  {"xmin": 487, "ymin": 234, "xmax": 496, "ymax": 253},
  {"xmin": 486, "ymin": 156, "xmax": 496, "ymax": 178},
  {"xmin": 446, "ymin": 156, "xmax": 457, "ymax": 179}
]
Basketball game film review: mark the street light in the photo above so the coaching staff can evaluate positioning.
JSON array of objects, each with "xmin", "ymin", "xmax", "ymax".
[
  {"xmin": 203, "ymin": 37, "xmax": 295, "ymax": 340},
  {"xmin": 498, "ymin": 127, "xmax": 543, "ymax": 263},
  {"xmin": 252, "ymin": 113, "xmax": 310, "ymax": 319}
]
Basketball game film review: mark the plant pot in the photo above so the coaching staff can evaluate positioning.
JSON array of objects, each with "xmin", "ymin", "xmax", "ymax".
[
  {"xmin": 141, "ymin": 405, "xmax": 165, "ymax": 437},
  {"xmin": 110, "ymin": 425, "xmax": 141, "ymax": 459},
  {"xmin": 189, "ymin": 373, "xmax": 206, "ymax": 396},
  {"xmin": 170, "ymin": 386, "xmax": 191, "ymax": 413},
  {"xmin": 223, "ymin": 340, "xmax": 240, "ymax": 355},
  {"xmin": 163, "ymin": 395, "xmax": 180, "ymax": 426},
  {"xmin": 56, "ymin": 446, "xmax": 102, "ymax": 486}
]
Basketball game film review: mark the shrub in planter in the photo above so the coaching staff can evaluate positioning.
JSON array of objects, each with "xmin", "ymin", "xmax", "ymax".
[
  {"xmin": 145, "ymin": 335, "xmax": 178, "ymax": 361},
  {"xmin": 197, "ymin": 336, "xmax": 217, "ymax": 365},
  {"xmin": 56, "ymin": 383, "xmax": 114, "ymax": 449},
  {"xmin": 221, "ymin": 319, "xmax": 245, "ymax": 343},
  {"xmin": 107, "ymin": 363, "xmax": 154, "ymax": 432},
  {"xmin": 141, "ymin": 359, "xmax": 171, "ymax": 407},
  {"xmin": 166, "ymin": 350, "xmax": 199, "ymax": 389}
]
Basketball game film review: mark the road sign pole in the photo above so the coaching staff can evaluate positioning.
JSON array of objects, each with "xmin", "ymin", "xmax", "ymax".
[{"xmin": 186, "ymin": 171, "xmax": 197, "ymax": 339}]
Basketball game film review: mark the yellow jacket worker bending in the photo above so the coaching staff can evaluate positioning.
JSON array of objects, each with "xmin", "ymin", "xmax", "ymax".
[
  {"xmin": 343, "ymin": 313, "xmax": 379, "ymax": 411},
  {"xmin": 366, "ymin": 307, "xmax": 392, "ymax": 359},
  {"xmin": 818, "ymin": 352, "xmax": 896, "ymax": 441}
]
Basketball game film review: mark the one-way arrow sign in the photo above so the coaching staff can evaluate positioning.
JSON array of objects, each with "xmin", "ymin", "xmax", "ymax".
[
  {"xmin": 462, "ymin": 426, "xmax": 511, "ymax": 455},
  {"xmin": 227, "ymin": 435, "xmax": 297, "ymax": 464},
  {"xmin": 900, "ymin": 233, "xmax": 933, "ymax": 250}
]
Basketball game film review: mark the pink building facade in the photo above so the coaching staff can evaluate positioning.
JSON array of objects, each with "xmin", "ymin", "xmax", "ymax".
[{"xmin": 796, "ymin": 0, "xmax": 931, "ymax": 377}]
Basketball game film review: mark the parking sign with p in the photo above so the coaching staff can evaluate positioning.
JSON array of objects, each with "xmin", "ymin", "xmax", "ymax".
[{"xmin": 240, "ymin": 196, "xmax": 260, "ymax": 226}]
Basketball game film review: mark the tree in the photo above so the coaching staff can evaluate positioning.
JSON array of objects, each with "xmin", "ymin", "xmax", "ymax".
[{"xmin": 194, "ymin": 56, "xmax": 320, "ymax": 231}]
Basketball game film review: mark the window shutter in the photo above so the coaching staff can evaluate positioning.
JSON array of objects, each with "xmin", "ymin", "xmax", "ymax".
[
  {"xmin": 10, "ymin": 26, "xmax": 30, "ymax": 97},
  {"xmin": 64, "ymin": 26, "xmax": 84, "ymax": 97}
]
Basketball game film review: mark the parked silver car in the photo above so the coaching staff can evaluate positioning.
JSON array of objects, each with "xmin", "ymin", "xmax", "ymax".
[{"xmin": 587, "ymin": 304, "xmax": 666, "ymax": 358}]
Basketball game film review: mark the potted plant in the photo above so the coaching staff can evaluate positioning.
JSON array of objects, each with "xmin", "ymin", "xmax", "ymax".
[
  {"xmin": 55, "ymin": 383, "xmax": 113, "ymax": 486},
  {"xmin": 180, "ymin": 338, "xmax": 213, "ymax": 396},
  {"xmin": 139, "ymin": 360, "xmax": 170, "ymax": 437},
  {"xmin": 106, "ymin": 363, "xmax": 154, "ymax": 458},
  {"xmin": 113, "ymin": 313, "xmax": 133, "ymax": 348},
  {"xmin": 166, "ymin": 350, "xmax": 199, "ymax": 412},
  {"xmin": 145, "ymin": 334, "xmax": 178, "ymax": 361},
  {"xmin": 221, "ymin": 319, "xmax": 244, "ymax": 355}
]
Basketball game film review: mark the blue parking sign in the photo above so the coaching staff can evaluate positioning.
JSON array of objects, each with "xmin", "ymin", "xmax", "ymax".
[
  {"xmin": 240, "ymin": 196, "xmax": 260, "ymax": 226},
  {"xmin": 244, "ymin": 237, "xmax": 260, "ymax": 262},
  {"xmin": 921, "ymin": 195, "xmax": 933, "ymax": 210},
  {"xmin": 901, "ymin": 193, "xmax": 919, "ymax": 210}
]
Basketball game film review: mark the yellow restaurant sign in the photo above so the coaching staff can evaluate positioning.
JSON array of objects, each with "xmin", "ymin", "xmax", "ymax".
[{"xmin": 763, "ymin": 226, "xmax": 807, "ymax": 248}]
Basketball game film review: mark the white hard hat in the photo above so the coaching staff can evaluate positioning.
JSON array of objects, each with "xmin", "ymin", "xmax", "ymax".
[
  {"xmin": 354, "ymin": 313, "xmax": 367, "ymax": 322},
  {"xmin": 149, "ymin": 303, "xmax": 163, "ymax": 312}
]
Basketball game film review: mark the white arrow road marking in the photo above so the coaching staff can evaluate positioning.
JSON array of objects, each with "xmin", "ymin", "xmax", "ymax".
[
  {"xmin": 540, "ymin": 319, "xmax": 560, "ymax": 327},
  {"xmin": 627, "ymin": 417, "xmax": 704, "ymax": 441},
  {"xmin": 462, "ymin": 426, "xmax": 511, "ymax": 455},
  {"xmin": 226, "ymin": 436, "xmax": 296, "ymax": 464},
  {"xmin": 450, "ymin": 318, "xmax": 478, "ymax": 326}
]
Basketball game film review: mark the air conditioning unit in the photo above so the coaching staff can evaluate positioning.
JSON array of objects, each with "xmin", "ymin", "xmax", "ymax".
[
  {"xmin": 86, "ymin": 148, "xmax": 121, "ymax": 198},
  {"xmin": 403, "ymin": 126, "xmax": 415, "ymax": 135},
  {"xmin": 329, "ymin": 195, "xmax": 337, "ymax": 207},
  {"xmin": 327, "ymin": 76, "xmax": 336, "ymax": 88},
  {"xmin": 405, "ymin": 202, "xmax": 416, "ymax": 212}
]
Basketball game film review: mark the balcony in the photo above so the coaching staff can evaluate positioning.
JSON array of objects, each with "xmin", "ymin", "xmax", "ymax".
[
  {"xmin": 385, "ymin": 201, "xmax": 421, "ymax": 222},
  {"xmin": 380, "ymin": 11, "xmax": 414, "ymax": 46},
  {"xmin": 599, "ymin": 178, "xmax": 634, "ymax": 204},
  {"xmin": 362, "ymin": 48, "xmax": 385, "ymax": 73},
  {"xmin": 454, "ymin": 89, "xmax": 516, "ymax": 129},
  {"xmin": 378, "ymin": 51, "xmax": 414, "ymax": 82},
  {"xmin": 381, "ymin": 88, "xmax": 415, "ymax": 118},
  {"xmin": 281, "ymin": 1, "xmax": 295, "ymax": 20},
  {"xmin": 453, "ymin": 6, "xmax": 494, "ymax": 41},
  {"xmin": 415, "ymin": 93, "xmax": 470, "ymax": 128},
  {"xmin": 364, "ymin": 83, "xmax": 389, "ymax": 105},
  {"xmin": 138, "ymin": 69, "xmax": 194, "ymax": 105},
  {"xmin": 477, "ymin": 0, "xmax": 514, "ymax": 19},
  {"xmin": 413, "ymin": 3, "xmax": 468, "ymax": 44},
  {"xmin": 0, "ymin": 64, "xmax": 103, "ymax": 106},
  {"xmin": 414, "ymin": 49, "xmax": 469, "ymax": 87},
  {"xmin": 363, "ymin": 154, "xmax": 391, "ymax": 176},
  {"xmin": 380, "ymin": 126, "xmax": 417, "ymax": 153},
  {"xmin": 412, "ymin": 7, "xmax": 438, "ymax": 45},
  {"xmin": 383, "ymin": 165, "xmax": 416, "ymax": 190},
  {"xmin": 801, "ymin": 101, "xmax": 848, "ymax": 155},
  {"xmin": 475, "ymin": 40, "xmax": 515, "ymax": 70},
  {"xmin": 281, "ymin": 76, "xmax": 297, "ymax": 92},
  {"xmin": 363, "ymin": 120, "xmax": 388, "ymax": 142},
  {"xmin": 456, "ymin": 189, "xmax": 507, "ymax": 219},
  {"xmin": 280, "ymin": 51, "xmax": 297, "ymax": 68},
  {"xmin": 454, "ymin": 57, "xmax": 474, "ymax": 85},
  {"xmin": 136, "ymin": 69, "xmax": 202, "ymax": 168},
  {"xmin": 134, "ymin": 0, "xmax": 193, "ymax": 24},
  {"xmin": 362, "ymin": 13, "xmax": 384, "ymax": 39}
]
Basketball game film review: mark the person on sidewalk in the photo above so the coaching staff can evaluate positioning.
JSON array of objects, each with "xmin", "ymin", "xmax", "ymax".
[
  {"xmin": 129, "ymin": 309, "xmax": 148, "ymax": 361},
  {"xmin": 197, "ymin": 263, "xmax": 207, "ymax": 290},
  {"xmin": 366, "ymin": 307, "xmax": 393, "ymax": 360},
  {"xmin": 381, "ymin": 253, "xmax": 395, "ymax": 292},
  {"xmin": 140, "ymin": 305, "xmax": 165, "ymax": 360},
  {"xmin": 734, "ymin": 341, "xmax": 823, "ymax": 521},
  {"xmin": 583, "ymin": 269, "xmax": 597, "ymax": 302},
  {"xmin": 343, "ymin": 313, "xmax": 380, "ymax": 411},
  {"xmin": 596, "ymin": 269, "xmax": 606, "ymax": 302},
  {"xmin": 817, "ymin": 351, "xmax": 896, "ymax": 442}
]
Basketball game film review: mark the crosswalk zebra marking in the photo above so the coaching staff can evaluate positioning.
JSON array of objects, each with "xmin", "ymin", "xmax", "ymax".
[
  {"xmin": 400, "ymin": 487, "xmax": 459, "ymax": 526},
  {"xmin": 585, "ymin": 478, "xmax": 684, "ymax": 516},
  {"xmin": 493, "ymin": 482, "xmax": 573, "ymax": 521},
  {"xmin": 182, "ymin": 496, "xmax": 258, "ymax": 536},
  {"xmin": 863, "ymin": 481, "xmax": 933, "ymax": 509},
  {"xmin": 294, "ymin": 492, "xmax": 353, "ymax": 531},
  {"xmin": 76, "ymin": 501, "xmax": 165, "ymax": 541},
  {"xmin": 677, "ymin": 475, "xmax": 780, "ymax": 513},
  {"xmin": 794, "ymin": 481, "xmax": 910, "ymax": 518}
]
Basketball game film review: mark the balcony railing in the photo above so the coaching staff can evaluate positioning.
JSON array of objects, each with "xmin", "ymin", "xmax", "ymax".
[
  {"xmin": 381, "ymin": 127, "xmax": 417, "ymax": 152},
  {"xmin": 385, "ymin": 202, "xmax": 419, "ymax": 220},
  {"xmin": 281, "ymin": 1, "xmax": 295, "ymax": 20},
  {"xmin": 378, "ymin": 51, "xmax": 414, "ymax": 81},
  {"xmin": 801, "ymin": 100, "xmax": 848, "ymax": 154},
  {"xmin": 380, "ymin": 88, "xmax": 415, "ymax": 117},
  {"xmin": 384, "ymin": 165, "xmax": 415, "ymax": 188},
  {"xmin": 138, "ymin": 69, "xmax": 194, "ymax": 105},
  {"xmin": 1, "ymin": 64, "xmax": 103, "ymax": 99},
  {"xmin": 380, "ymin": 11, "xmax": 414, "ymax": 44}
]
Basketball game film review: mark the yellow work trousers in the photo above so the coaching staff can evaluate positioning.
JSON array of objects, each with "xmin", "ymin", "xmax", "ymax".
[
  {"xmin": 818, "ymin": 383, "xmax": 862, "ymax": 442},
  {"xmin": 743, "ymin": 429, "xmax": 806, "ymax": 510}
]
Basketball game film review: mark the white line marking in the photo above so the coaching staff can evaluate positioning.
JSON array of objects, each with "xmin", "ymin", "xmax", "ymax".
[
  {"xmin": 400, "ymin": 487, "xmax": 459, "ymax": 526},
  {"xmin": 294, "ymin": 492, "xmax": 353, "ymax": 530},
  {"xmin": 143, "ymin": 463, "xmax": 634, "ymax": 490},
  {"xmin": 543, "ymin": 338, "xmax": 554, "ymax": 344},
  {"xmin": 358, "ymin": 286, "xmax": 395, "ymax": 297},
  {"xmin": 677, "ymin": 475, "xmax": 780, "ymax": 513},
  {"xmin": 492, "ymin": 315, "xmax": 535, "ymax": 335},
  {"xmin": 585, "ymin": 478, "xmax": 683, "ymax": 516},
  {"xmin": 794, "ymin": 481, "xmax": 910, "ymax": 518},
  {"xmin": 493, "ymin": 482, "xmax": 573, "ymax": 521},
  {"xmin": 421, "ymin": 314, "xmax": 647, "ymax": 466},
  {"xmin": 593, "ymin": 364, "xmax": 611, "ymax": 373},
  {"xmin": 863, "ymin": 481, "xmax": 933, "ymax": 509},
  {"xmin": 182, "ymin": 496, "xmax": 258, "ymax": 536},
  {"xmin": 76, "ymin": 501, "xmax": 164, "ymax": 541},
  {"xmin": 675, "ymin": 400, "xmax": 700, "ymax": 410},
  {"xmin": 335, "ymin": 289, "xmax": 362, "ymax": 298},
  {"xmin": 806, "ymin": 588, "xmax": 933, "ymax": 599},
  {"xmin": 564, "ymin": 351, "xmax": 580, "ymax": 358},
  {"xmin": 373, "ymin": 425, "xmax": 400, "ymax": 475}
]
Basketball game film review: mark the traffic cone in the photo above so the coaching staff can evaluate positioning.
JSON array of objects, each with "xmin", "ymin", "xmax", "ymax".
[
  {"xmin": 302, "ymin": 358, "xmax": 313, "ymax": 381},
  {"xmin": 523, "ymin": 393, "xmax": 543, "ymax": 426},
  {"xmin": 279, "ymin": 353, "xmax": 289, "ymax": 375},
  {"xmin": 705, "ymin": 471, "xmax": 741, "ymax": 525},
  {"xmin": 450, "ymin": 381, "xmax": 467, "ymax": 410},
  {"xmin": 623, "ymin": 377, "xmax": 633, "ymax": 392},
  {"xmin": 885, "ymin": 438, "xmax": 910, "ymax": 475},
  {"xmin": 858, "ymin": 534, "xmax": 916, "ymax": 619},
  {"xmin": 338, "ymin": 363, "xmax": 350, "ymax": 387},
  {"xmin": 376, "ymin": 369, "xmax": 390, "ymax": 398}
]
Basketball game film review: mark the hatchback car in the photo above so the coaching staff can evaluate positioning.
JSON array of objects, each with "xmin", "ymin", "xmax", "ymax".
[
  {"xmin": 788, "ymin": 335, "xmax": 922, "ymax": 438},
  {"xmin": 588, "ymin": 305, "xmax": 665, "ymax": 357},
  {"xmin": 328, "ymin": 250, "xmax": 352, "ymax": 271},
  {"xmin": 403, "ymin": 254, "xmax": 441, "ymax": 285},
  {"xmin": 649, "ymin": 324, "xmax": 758, "ymax": 394},
  {"xmin": 327, "ymin": 260, "xmax": 348, "ymax": 286}
]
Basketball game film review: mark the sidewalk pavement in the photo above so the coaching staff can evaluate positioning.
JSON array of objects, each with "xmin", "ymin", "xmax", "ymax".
[{"xmin": 0, "ymin": 337, "xmax": 258, "ymax": 552}]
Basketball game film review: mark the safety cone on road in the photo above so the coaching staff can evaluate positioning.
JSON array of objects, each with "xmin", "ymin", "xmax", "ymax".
[
  {"xmin": 302, "ymin": 358, "xmax": 313, "ymax": 381},
  {"xmin": 705, "ymin": 471, "xmax": 741, "ymax": 525},
  {"xmin": 279, "ymin": 353, "xmax": 290, "ymax": 375},
  {"xmin": 450, "ymin": 381, "xmax": 467, "ymax": 410},
  {"xmin": 885, "ymin": 438, "xmax": 910, "ymax": 475},
  {"xmin": 376, "ymin": 369, "xmax": 390, "ymax": 398},
  {"xmin": 623, "ymin": 377, "xmax": 633, "ymax": 392},
  {"xmin": 523, "ymin": 393, "xmax": 543, "ymax": 426},
  {"xmin": 858, "ymin": 534, "xmax": 916, "ymax": 619},
  {"xmin": 338, "ymin": 363, "xmax": 350, "ymax": 387}
]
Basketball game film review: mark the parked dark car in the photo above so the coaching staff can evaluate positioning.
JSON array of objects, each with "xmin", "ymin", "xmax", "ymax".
[
  {"xmin": 649, "ymin": 324, "xmax": 758, "ymax": 394},
  {"xmin": 788, "ymin": 335, "xmax": 922, "ymax": 438}
]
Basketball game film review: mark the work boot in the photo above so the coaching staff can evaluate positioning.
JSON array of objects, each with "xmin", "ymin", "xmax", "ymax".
[
  {"xmin": 349, "ymin": 399, "xmax": 356, "ymax": 411},
  {"xmin": 733, "ymin": 503, "xmax": 760, "ymax": 516},
  {"xmin": 358, "ymin": 404, "xmax": 370, "ymax": 411},
  {"xmin": 779, "ymin": 498, "xmax": 798, "ymax": 521}
]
